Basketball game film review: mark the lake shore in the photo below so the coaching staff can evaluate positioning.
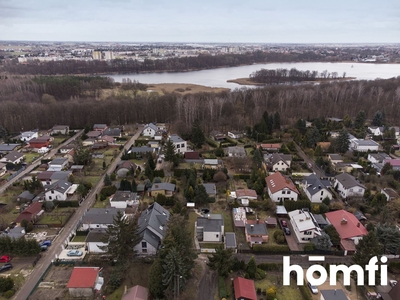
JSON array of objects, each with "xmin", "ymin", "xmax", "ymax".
[
  {"xmin": 227, "ymin": 76, "xmax": 357, "ymax": 86},
  {"xmin": 146, "ymin": 83, "xmax": 229, "ymax": 94}
]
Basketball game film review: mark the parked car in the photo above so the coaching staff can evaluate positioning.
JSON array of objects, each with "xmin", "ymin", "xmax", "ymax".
[
  {"xmin": 67, "ymin": 250, "xmax": 83, "ymax": 257},
  {"xmin": 283, "ymin": 227, "xmax": 291, "ymax": 235},
  {"xmin": 40, "ymin": 240, "xmax": 51, "ymax": 247},
  {"xmin": 390, "ymin": 280, "xmax": 398, "ymax": 287},
  {"xmin": 0, "ymin": 255, "xmax": 11, "ymax": 263},
  {"xmin": 0, "ymin": 263, "xmax": 13, "ymax": 273},
  {"xmin": 308, "ymin": 282, "xmax": 318, "ymax": 294},
  {"xmin": 41, "ymin": 245, "xmax": 48, "ymax": 252},
  {"xmin": 281, "ymin": 220, "xmax": 288, "ymax": 228}
]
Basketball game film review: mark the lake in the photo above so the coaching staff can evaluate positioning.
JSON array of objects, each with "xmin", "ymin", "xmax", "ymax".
[{"xmin": 107, "ymin": 62, "xmax": 400, "ymax": 89}]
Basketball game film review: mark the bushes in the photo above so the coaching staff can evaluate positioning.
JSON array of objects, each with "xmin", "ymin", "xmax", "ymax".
[
  {"xmin": 303, "ymin": 242, "xmax": 316, "ymax": 251},
  {"xmin": 206, "ymin": 139, "xmax": 218, "ymax": 148},
  {"xmin": 153, "ymin": 169, "xmax": 165, "ymax": 178},
  {"xmin": 266, "ymin": 286, "xmax": 277, "ymax": 300},
  {"xmin": 257, "ymin": 263, "xmax": 283, "ymax": 272},
  {"xmin": 389, "ymin": 261, "xmax": 400, "ymax": 274},
  {"xmin": 0, "ymin": 236, "xmax": 40, "ymax": 256},
  {"xmin": 233, "ymin": 174, "xmax": 251, "ymax": 180},
  {"xmin": 218, "ymin": 276, "xmax": 227, "ymax": 299},
  {"xmin": 252, "ymin": 244, "xmax": 290, "ymax": 254},
  {"xmin": 284, "ymin": 200, "xmax": 311, "ymax": 212},
  {"xmin": 53, "ymin": 200, "xmax": 79, "ymax": 207},
  {"xmin": 299, "ymin": 281, "xmax": 312, "ymax": 300},
  {"xmin": 173, "ymin": 169, "xmax": 185, "ymax": 177},
  {"xmin": 100, "ymin": 185, "xmax": 117, "ymax": 197}
]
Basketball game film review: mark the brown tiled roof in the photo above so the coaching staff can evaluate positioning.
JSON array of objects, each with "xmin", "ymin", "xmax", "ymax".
[{"xmin": 265, "ymin": 172, "xmax": 299, "ymax": 194}]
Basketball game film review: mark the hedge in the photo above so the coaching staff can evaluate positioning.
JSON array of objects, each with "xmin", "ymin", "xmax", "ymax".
[
  {"xmin": 220, "ymin": 142, "xmax": 237, "ymax": 148},
  {"xmin": 153, "ymin": 169, "xmax": 165, "ymax": 178},
  {"xmin": 206, "ymin": 138, "xmax": 218, "ymax": 148},
  {"xmin": 100, "ymin": 185, "xmax": 117, "ymax": 197},
  {"xmin": 173, "ymin": 169, "xmax": 185, "ymax": 177},
  {"xmin": 284, "ymin": 200, "xmax": 311, "ymax": 212},
  {"xmin": 252, "ymin": 244, "xmax": 290, "ymax": 254},
  {"xmin": 299, "ymin": 281, "xmax": 312, "ymax": 300},
  {"xmin": 53, "ymin": 200, "xmax": 79, "ymax": 207},
  {"xmin": 233, "ymin": 174, "xmax": 251, "ymax": 180},
  {"xmin": 257, "ymin": 263, "xmax": 283, "ymax": 272},
  {"xmin": 218, "ymin": 276, "xmax": 227, "ymax": 299}
]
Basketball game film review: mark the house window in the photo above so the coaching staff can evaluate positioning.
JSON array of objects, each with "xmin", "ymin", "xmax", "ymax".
[
  {"xmin": 304, "ymin": 231, "xmax": 312, "ymax": 235},
  {"xmin": 142, "ymin": 248, "xmax": 147, "ymax": 253},
  {"xmin": 287, "ymin": 191, "xmax": 291, "ymax": 194},
  {"xmin": 216, "ymin": 234, "xmax": 219, "ymax": 238},
  {"xmin": 181, "ymin": 143, "xmax": 185, "ymax": 147},
  {"xmin": 349, "ymin": 188, "xmax": 353, "ymax": 192},
  {"xmin": 51, "ymin": 191, "xmax": 54, "ymax": 194},
  {"xmin": 321, "ymin": 191, "xmax": 324, "ymax": 195},
  {"xmin": 282, "ymin": 191, "xmax": 286, "ymax": 194},
  {"xmin": 176, "ymin": 144, "xmax": 180, "ymax": 148},
  {"xmin": 96, "ymin": 225, "xmax": 99, "ymax": 228},
  {"xmin": 142, "ymin": 241, "xmax": 147, "ymax": 248},
  {"xmin": 359, "ymin": 189, "xmax": 363, "ymax": 192},
  {"xmin": 48, "ymin": 196, "xmax": 52, "ymax": 200}
]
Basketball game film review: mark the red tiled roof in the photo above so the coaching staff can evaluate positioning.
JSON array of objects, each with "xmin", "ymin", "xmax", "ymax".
[
  {"xmin": 15, "ymin": 202, "xmax": 43, "ymax": 223},
  {"xmin": 340, "ymin": 239, "xmax": 356, "ymax": 251},
  {"xmin": 325, "ymin": 210, "xmax": 367, "ymax": 240},
  {"xmin": 265, "ymin": 172, "xmax": 299, "ymax": 194},
  {"xmin": 67, "ymin": 267, "xmax": 99, "ymax": 288},
  {"xmin": 184, "ymin": 151, "xmax": 200, "ymax": 159},
  {"xmin": 260, "ymin": 143, "xmax": 281, "ymax": 149},
  {"xmin": 235, "ymin": 189, "xmax": 257, "ymax": 198},
  {"xmin": 37, "ymin": 171, "xmax": 55, "ymax": 180},
  {"xmin": 234, "ymin": 277, "xmax": 257, "ymax": 300},
  {"xmin": 122, "ymin": 285, "xmax": 148, "ymax": 300}
]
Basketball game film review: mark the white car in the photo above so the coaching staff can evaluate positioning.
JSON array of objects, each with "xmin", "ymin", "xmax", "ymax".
[
  {"xmin": 390, "ymin": 280, "xmax": 397, "ymax": 287},
  {"xmin": 308, "ymin": 282, "xmax": 318, "ymax": 294}
]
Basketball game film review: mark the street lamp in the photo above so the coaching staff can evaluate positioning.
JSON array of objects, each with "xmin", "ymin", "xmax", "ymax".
[{"xmin": 174, "ymin": 274, "xmax": 183, "ymax": 300}]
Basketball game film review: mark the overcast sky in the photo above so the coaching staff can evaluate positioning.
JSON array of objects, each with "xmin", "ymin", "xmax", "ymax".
[{"xmin": 0, "ymin": 0, "xmax": 399, "ymax": 43}]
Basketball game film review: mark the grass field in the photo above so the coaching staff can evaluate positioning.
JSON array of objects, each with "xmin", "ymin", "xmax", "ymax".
[
  {"xmin": 24, "ymin": 153, "xmax": 41, "ymax": 163},
  {"xmin": 254, "ymin": 273, "xmax": 303, "ymax": 299}
]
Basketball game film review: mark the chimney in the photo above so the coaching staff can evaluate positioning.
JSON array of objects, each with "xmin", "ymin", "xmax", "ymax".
[
  {"xmin": 257, "ymin": 219, "xmax": 259, "ymax": 224},
  {"xmin": 250, "ymin": 224, "xmax": 254, "ymax": 231},
  {"xmin": 357, "ymin": 222, "xmax": 360, "ymax": 227},
  {"xmin": 207, "ymin": 214, "xmax": 210, "ymax": 219},
  {"xmin": 124, "ymin": 286, "xmax": 127, "ymax": 295},
  {"xmin": 341, "ymin": 218, "xmax": 347, "ymax": 225}
]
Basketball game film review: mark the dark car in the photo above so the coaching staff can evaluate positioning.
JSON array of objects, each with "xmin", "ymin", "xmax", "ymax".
[
  {"xmin": 0, "ymin": 263, "xmax": 13, "ymax": 273},
  {"xmin": 281, "ymin": 220, "xmax": 288, "ymax": 228},
  {"xmin": 283, "ymin": 227, "xmax": 291, "ymax": 235},
  {"xmin": 40, "ymin": 240, "xmax": 51, "ymax": 247}
]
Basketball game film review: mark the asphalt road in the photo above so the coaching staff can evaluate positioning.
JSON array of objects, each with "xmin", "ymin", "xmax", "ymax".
[
  {"xmin": 15, "ymin": 125, "xmax": 142, "ymax": 300},
  {"xmin": 294, "ymin": 142, "xmax": 326, "ymax": 179},
  {"xmin": 0, "ymin": 130, "xmax": 84, "ymax": 195}
]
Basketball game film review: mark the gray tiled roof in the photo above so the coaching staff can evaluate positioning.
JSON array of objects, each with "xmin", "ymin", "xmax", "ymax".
[
  {"xmin": 144, "ymin": 123, "xmax": 158, "ymax": 132},
  {"xmin": 197, "ymin": 216, "xmax": 224, "ymax": 233},
  {"xmin": 142, "ymin": 228, "xmax": 161, "ymax": 248},
  {"xmin": 202, "ymin": 183, "xmax": 217, "ymax": 196},
  {"xmin": 137, "ymin": 202, "xmax": 170, "ymax": 240},
  {"xmin": 46, "ymin": 179, "xmax": 72, "ymax": 194},
  {"xmin": 335, "ymin": 173, "xmax": 365, "ymax": 189},
  {"xmin": 169, "ymin": 134, "xmax": 184, "ymax": 143},
  {"xmin": 2, "ymin": 150, "xmax": 24, "ymax": 161},
  {"xmin": 50, "ymin": 171, "xmax": 72, "ymax": 180},
  {"xmin": 49, "ymin": 158, "xmax": 68, "ymax": 166},
  {"xmin": 245, "ymin": 223, "xmax": 268, "ymax": 235},
  {"xmin": 82, "ymin": 208, "xmax": 124, "ymax": 225},
  {"xmin": 150, "ymin": 183, "xmax": 175, "ymax": 192},
  {"xmin": 304, "ymin": 174, "xmax": 331, "ymax": 196},
  {"xmin": 0, "ymin": 144, "xmax": 19, "ymax": 152},
  {"xmin": 225, "ymin": 232, "xmax": 237, "ymax": 248}
]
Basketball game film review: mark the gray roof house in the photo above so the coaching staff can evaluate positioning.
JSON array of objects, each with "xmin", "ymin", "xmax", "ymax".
[
  {"xmin": 133, "ymin": 202, "xmax": 170, "ymax": 255},
  {"xmin": 202, "ymin": 183, "xmax": 217, "ymax": 198},
  {"xmin": 196, "ymin": 214, "xmax": 224, "ymax": 242},
  {"xmin": 302, "ymin": 174, "xmax": 332, "ymax": 203},
  {"xmin": 85, "ymin": 229, "xmax": 108, "ymax": 253},
  {"xmin": 245, "ymin": 221, "xmax": 268, "ymax": 247},
  {"xmin": 0, "ymin": 144, "xmax": 20, "ymax": 154},
  {"xmin": 149, "ymin": 183, "xmax": 176, "ymax": 197},
  {"xmin": 17, "ymin": 191, "xmax": 36, "ymax": 203},
  {"xmin": 320, "ymin": 289, "xmax": 348, "ymax": 300},
  {"xmin": 0, "ymin": 226, "xmax": 26, "ymax": 239},
  {"xmin": 0, "ymin": 150, "xmax": 25, "ymax": 164},
  {"xmin": 103, "ymin": 128, "xmax": 121, "ymax": 137},
  {"xmin": 264, "ymin": 153, "xmax": 292, "ymax": 171},
  {"xmin": 44, "ymin": 179, "xmax": 72, "ymax": 201},
  {"xmin": 334, "ymin": 173, "xmax": 366, "ymax": 199},
  {"xmin": 225, "ymin": 232, "xmax": 237, "ymax": 252},
  {"xmin": 81, "ymin": 208, "xmax": 124, "ymax": 230},
  {"xmin": 227, "ymin": 146, "xmax": 246, "ymax": 157},
  {"xmin": 48, "ymin": 158, "xmax": 69, "ymax": 171}
]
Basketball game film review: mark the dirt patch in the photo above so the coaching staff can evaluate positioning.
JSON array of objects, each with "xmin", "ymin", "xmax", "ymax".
[{"xmin": 146, "ymin": 83, "xmax": 229, "ymax": 95}]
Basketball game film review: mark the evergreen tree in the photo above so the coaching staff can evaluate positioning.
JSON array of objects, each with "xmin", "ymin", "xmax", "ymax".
[
  {"xmin": 149, "ymin": 258, "xmax": 165, "ymax": 299},
  {"xmin": 273, "ymin": 112, "xmax": 281, "ymax": 130},
  {"xmin": 306, "ymin": 127, "xmax": 320, "ymax": 148},
  {"xmin": 354, "ymin": 110, "xmax": 366, "ymax": 130},
  {"xmin": 335, "ymin": 129, "xmax": 350, "ymax": 153},
  {"xmin": 104, "ymin": 174, "xmax": 112, "ymax": 186},
  {"xmin": 131, "ymin": 179, "xmax": 137, "ymax": 192},
  {"xmin": 193, "ymin": 184, "xmax": 209, "ymax": 205},
  {"xmin": 163, "ymin": 140, "xmax": 177, "ymax": 163},
  {"xmin": 343, "ymin": 114, "xmax": 352, "ymax": 128},
  {"xmin": 147, "ymin": 154, "xmax": 156, "ymax": 171},
  {"xmin": 314, "ymin": 232, "xmax": 332, "ymax": 251},
  {"xmin": 207, "ymin": 245, "xmax": 233, "ymax": 277},
  {"xmin": 162, "ymin": 247, "xmax": 187, "ymax": 295},
  {"xmin": 190, "ymin": 119, "xmax": 205, "ymax": 149},
  {"xmin": 376, "ymin": 223, "xmax": 400, "ymax": 254},
  {"xmin": 372, "ymin": 110, "xmax": 384, "ymax": 126},
  {"xmin": 101, "ymin": 211, "xmax": 140, "ymax": 263},
  {"xmin": 246, "ymin": 256, "xmax": 257, "ymax": 279},
  {"xmin": 252, "ymin": 148, "xmax": 263, "ymax": 169}
]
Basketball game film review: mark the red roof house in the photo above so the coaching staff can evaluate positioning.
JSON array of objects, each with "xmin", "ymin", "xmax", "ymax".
[
  {"xmin": 325, "ymin": 209, "xmax": 368, "ymax": 255},
  {"xmin": 15, "ymin": 202, "xmax": 43, "ymax": 224},
  {"xmin": 29, "ymin": 137, "xmax": 51, "ymax": 149},
  {"xmin": 122, "ymin": 285, "xmax": 149, "ymax": 300},
  {"xmin": 235, "ymin": 189, "xmax": 258, "ymax": 200},
  {"xmin": 233, "ymin": 277, "xmax": 257, "ymax": 300},
  {"xmin": 265, "ymin": 172, "xmax": 299, "ymax": 202},
  {"xmin": 184, "ymin": 151, "xmax": 200, "ymax": 159},
  {"xmin": 67, "ymin": 267, "xmax": 101, "ymax": 298}
]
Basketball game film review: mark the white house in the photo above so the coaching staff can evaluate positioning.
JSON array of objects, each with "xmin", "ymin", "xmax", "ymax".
[
  {"xmin": 48, "ymin": 158, "xmax": 69, "ymax": 171},
  {"xmin": 169, "ymin": 134, "xmax": 187, "ymax": 154},
  {"xmin": 288, "ymin": 210, "xmax": 322, "ymax": 243},
  {"xmin": 66, "ymin": 267, "xmax": 103, "ymax": 298},
  {"xmin": 81, "ymin": 208, "xmax": 125, "ymax": 230},
  {"xmin": 51, "ymin": 125, "xmax": 70, "ymax": 135},
  {"xmin": 0, "ymin": 162, "xmax": 6, "ymax": 177},
  {"xmin": 20, "ymin": 131, "xmax": 38, "ymax": 142},
  {"xmin": 367, "ymin": 152, "xmax": 390, "ymax": 164},
  {"xmin": 350, "ymin": 139, "xmax": 379, "ymax": 152},
  {"xmin": 196, "ymin": 214, "xmax": 224, "ymax": 242},
  {"xmin": 142, "ymin": 123, "xmax": 158, "ymax": 138},
  {"xmin": 85, "ymin": 229, "xmax": 108, "ymax": 253},
  {"xmin": 109, "ymin": 191, "xmax": 139, "ymax": 209},
  {"xmin": 265, "ymin": 172, "xmax": 299, "ymax": 202},
  {"xmin": 44, "ymin": 180, "xmax": 72, "ymax": 201},
  {"xmin": 0, "ymin": 151, "xmax": 25, "ymax": 165},
  {"xmin": 334, "ymin": 173, "xmax": 366, "ymax": 199},
  {"xmin": 368, "ymin": 126, "xmax": 384, "ymax": 136},
  {"xmin": 227, "ymin": 131, "xmax": 244, "ymax": 139},
  {"xmin": 134, "ymin": 202, "xmax": 170, "ymax": 255},
  {"xmin": 264, "ymin": 153, "xmax": 292, "ymax": 172},
  {"xmin": 302, "ymin": 174, "xmax": 332, "ymax": 203}
]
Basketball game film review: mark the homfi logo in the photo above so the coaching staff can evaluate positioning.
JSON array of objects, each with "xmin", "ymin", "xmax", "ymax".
[{"xmin": 283, "ymin": 256, "xmax": 388, "ymax": 286}]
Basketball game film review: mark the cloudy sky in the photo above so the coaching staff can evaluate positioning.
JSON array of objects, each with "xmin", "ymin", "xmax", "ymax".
[{"xmin": 0, "ymin": 0, "xmax": 399, "ymax": 43}]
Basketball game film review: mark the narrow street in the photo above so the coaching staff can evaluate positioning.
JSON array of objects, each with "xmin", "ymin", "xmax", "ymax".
[
  {"xmin": 294, "ymin": 142, "xmax": 326, "ymax": 178},
  {"xmin": 15, "ymin": 125, "xmax": 143, "ymax": 300}
]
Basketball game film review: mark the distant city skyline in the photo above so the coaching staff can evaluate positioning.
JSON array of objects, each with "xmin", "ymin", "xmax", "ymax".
[{"xmin": 0, "ymin": 0, "xmax": 399, "ymax": 43}]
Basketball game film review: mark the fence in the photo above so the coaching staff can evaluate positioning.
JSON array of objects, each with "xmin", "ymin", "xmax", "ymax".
[
  {"xmin": 27, "ymin": 262, "xmax": 53, "ymax": 299},
  {"xmin": 6, "ymin": 166, "xmax": 26, "ymax": 181}
]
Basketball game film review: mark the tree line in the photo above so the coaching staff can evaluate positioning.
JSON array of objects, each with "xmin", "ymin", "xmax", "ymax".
[
  {"xmin": 3, "ymin": 50, "xmax": 335, "ymax": 75},
  {"xmin": 0, "ymin": 75, "xmax": 400, "ymax": 136},
  {"xmin": 250, "ymin": 68, "xmax": 345, "ymax": 84}
]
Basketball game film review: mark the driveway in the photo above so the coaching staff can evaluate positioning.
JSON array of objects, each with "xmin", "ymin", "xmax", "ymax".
[
  {"xmin": 14, "ymin": 126, "xmax": 143, "ymax": 300},
  {"xmin": 278, "ymin": 217, "xmax": 302, "ymax": 251}
]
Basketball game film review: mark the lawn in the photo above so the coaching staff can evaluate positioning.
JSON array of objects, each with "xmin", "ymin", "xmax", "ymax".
[
  {"xmin": 24, "ymin": 152, "xmax": 41, "ymax": 163},
  {"xmin": 36, "ymin": 208, "xmax": 75, "ymax": 226},
  {"xmin": 212, "ymin": 209, "xmax": 234, "ymax": 232},
  {"xmin": 188, "ymin": 211, "xmax": 198, "ymax": 248},
  {"xmin": 93, "ymin": 199, "xmax": 110, "ymax": 208},
  {"xmin": 71, "ymin": 235, "xmax": 87, "ymax": 242},
  {"xmin": 254, "ymin": 273, "xmax": 302, "ymax": 299},
  {"xmin": 81, "ymin": 176, "xmax": 102, "ymax": 186}
]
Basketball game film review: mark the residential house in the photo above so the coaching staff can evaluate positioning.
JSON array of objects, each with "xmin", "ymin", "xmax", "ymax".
[
  {"xmin": 122, "ymin": 285, "xmax": 149, "ymax": 300},
  {"xmin": 134, "ymin": 202, "xmax": 170, "ymax": 255},
  {"xmin": 128, "ymin": 146, "xmax": 154, "ymax": 156},
  {"xmin": 51, "ymin": 125, "xmax": 69, "ymax": 135},
  {"xmin": 29, "ymin": 136, "xmax": 51, "ymax": 149},
  {"xmin": 44, "ymin": 180, "xmax": 72, "ymax": 201},
  {"xmin": 245, "ymin": 220, "xmax": 268, "ymax": 247},
  {"xmin": 0, "ymin": 143, "xmax": 19, "ymax": 154},
  {"xmin": 147, "ymin": 141, "xmax": 159, "ymax": 149},
  {"xmin": 350, "ymin": 139, "xmax": 379, "ymax": 152},
  {"xmin": 334, "ymin": 173, "xmax": 365, "ymax": 199},
  {"xmin": 103, "ymin": 127, "xmax": 121, "ymax": 138},
  {"xmin": 381, "ymin": 188, "xmax": 400, "ymax": 201},
  {"xmin": 82, "ymin": 138, "xmax": 95, "ymax": 147},
  {"xmin": 313, "ymin": 214, "xmax": 328, "ymax": 229},
  {"xmin": 149, "ymin": 182, "xmax": 176, "ymax": 197},
  {"xmin": 47, "ymin": 158, "xmax": 69, "ymax": 171},
  {"xmin": 264, "ymin": 153, "xmax": 292, "ymax": 172},
  {"xmin": 97, "ymin": 135, "xmax": 115, "ymax": 145},
  {"xmin": 184, "ymin": 151, "xmax": 200, "ymax": 160},
  {"xmin": 210, "ymin": 130, "xmax": 226, "ymax": 141},
  {"xmin": 20, "ymin": 131, "xmax": 38, "ymax": 142},
  {"xmin": 0, "ymin": 151, "xmax": 25, "ymax": 165},
  {"xmin": 0, "ymin": 162, "xmax": 6, "ymax": 177},
  {"xmin": 60, "ymin": 144, "xmax": 76, "ymax": 154},
  {"xmin": 85, "ymin": 229, "xmax": 107, "ymax": 253},
  {"xmin": 325, "ymin": 209, "xmax": 368, "ymax": 255},
  {"xmin": 37, "ymin": 171, "xmax": 71, "ymax": 186},
  {"xmin": 302, "ymin": 174, "xmax": 332, "ymax": 203},
  {"xmin": 288, "ymin": 210, "xmax": 322, "ymax": 243},
  {"xmin": 227, "ymin": 131, "xmax": 244, "ymax": 139},
  {"xmin": 334, "ymin": 162, "xmax": 363, "ymax": 174},
  {"xmin": 203, "ymin": 183, "xmax": 217, "ymax": 199},
  {"xmin": 368, "ymin": 126, "xmax": 384, "ymax": 136},
  {"xmin": 142, "ymin": 123, "xmax": 158, "ymax": 138},
  {"xmin": 169, "ymin": 134, "xmax": 187, "ymax": 154},
  {"xmin": 327, "ymin": 154, "xmax": 343, "ymax": 165},
  {"xmin": 232, "ymin": 207, "xmax": 247, "ymax": 227},
  {"xmin": 233, "ymin": 277, "xmax": 257, "ymax": 300},
  {"xmin": 15, "ymin": 202, "xmax": 44, "ymax": 224},
  {"xmin": 81, "ymin": 208, "xmax": 124, "ymax": 230},
  {"xmin": 196, "ymin": 214, "xmax": 224, "ymax": 242},
  {"xmin": 17, "ymin": 191, "xmax": 35, "ymax": 203},
  {"xmin": 66, "ymin": 267, "xmax": 103, "ymax": 298},
  {"xmin": 265, "ymin": 172, "xmax": 299, "ymax": 202},
  {"xmin": 93, "ymin": 124, "xmax": 107, "ymax": 132},
  {"xmin": 320, "ymin": 289, "xmax": 349, "ymax": 300},
  {"xmin": 235, "ymin": 189, "xmax": 258, "ymax": 204},
  {"xmin": 203, "ymin": 158, "xmax": 221, "ymax": 169},
  {"xmin": 383, "ymin": 158, "xmax": 400, "ymax": 171},
  {"xmin": 227, "ymin": 146, "xmax": 246, "ymax": 157},
  {"xmin": 225, "ymin": 232, "xmax": 237, "ymax": 253},
  {"xmin": 260, "ymin": 143, "xmax": 281, "ymax": 152},
  {"xmin": 376, "ymin": 281, "xmax": 400, "ymax": 300},
  {"xmin": 109, "ymin": 191, "xmax": 139, "ymax": 209},
  {"xmin": 367, "ymin": 152, "xmax": 390, "ymax": 164},
  {"xmin": 116, "ymin": 160, "xmax": 136, "ymax": 178},
  {"xmin": 86, "ymin": 131, "xmax": 102, "ymax": 139}
]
